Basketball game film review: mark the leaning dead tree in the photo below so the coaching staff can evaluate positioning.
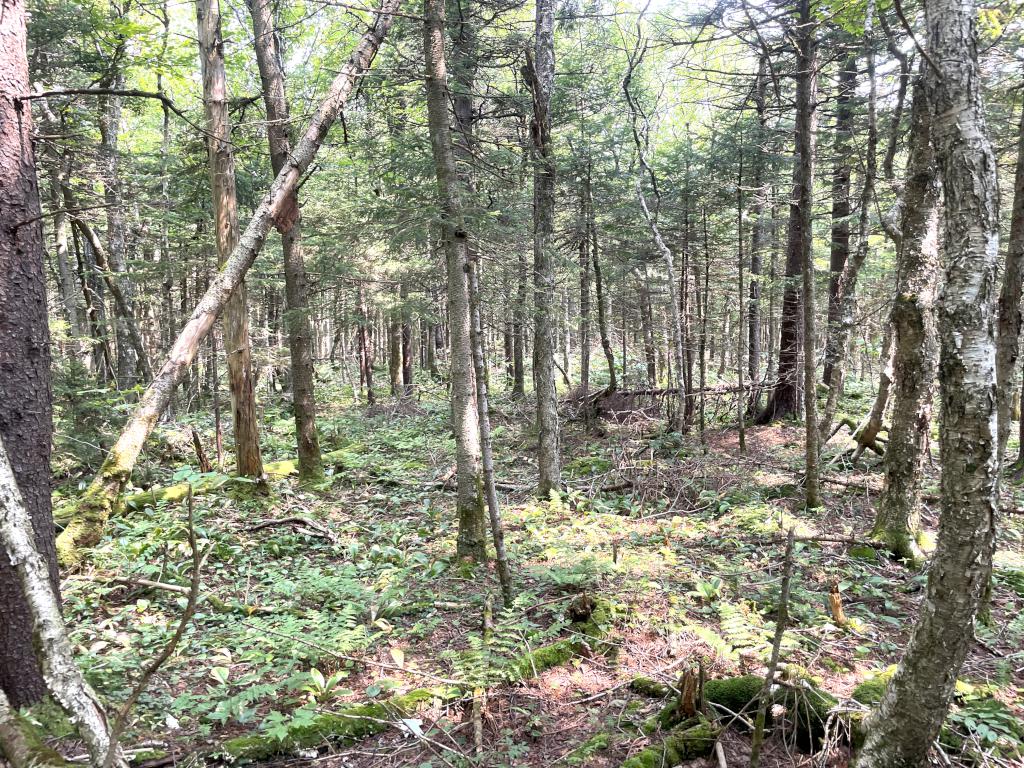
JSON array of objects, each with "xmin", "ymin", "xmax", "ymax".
[{"xmin": 55, "ymin": 0, "xmax": 401, "ymax": 566}]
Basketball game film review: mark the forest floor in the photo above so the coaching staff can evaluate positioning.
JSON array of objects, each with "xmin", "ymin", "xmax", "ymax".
[{"xmin": 37, "ymin": 376, "xmax": 1024, "ymax": 767}]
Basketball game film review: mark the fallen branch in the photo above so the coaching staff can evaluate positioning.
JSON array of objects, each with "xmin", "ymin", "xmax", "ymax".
[{"xmin": 248, "ymin": 515, "xmax": 338, "ymax": 543}]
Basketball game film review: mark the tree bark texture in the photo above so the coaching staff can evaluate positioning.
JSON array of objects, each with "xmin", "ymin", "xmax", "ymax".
[
  {"xmin": 872, "ymin": 68, "xmax": 940, "ymax": 563},
  {"xmin": 422, "ymin": 0, "xmax": 486, "ymax": 559},
  {"xmin": 858, "ymin": 2, "xmax": 1001, "ymax": 763},
  {"xmin": 198, "ymin": 0, "xmax": 264, "ymax": 479},
  {"xmin": 247, "ymin": 0, "xmax": 323, "ymax": 480},
  {"xmin": 527, "ymin": 0, "xmax": 561, "ymax": 496},
  {"xmin": 0, "ymin": 0, "xmax": 59, "ymax": 707}
]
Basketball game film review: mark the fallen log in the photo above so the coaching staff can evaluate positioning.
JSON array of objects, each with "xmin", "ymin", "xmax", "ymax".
[{"xmin": 54, "ymin": 0, "xmax": 400, "ymax": 568}]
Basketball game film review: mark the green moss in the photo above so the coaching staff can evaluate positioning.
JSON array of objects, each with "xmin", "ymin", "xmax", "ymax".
[
  {"xmin": 848, "ymin": 544, "xmax": 879, "ymax": 561},
  {"xmin": 704, "ymin": 674, "xmax": 763, "ymax": 716},
  {"xmin": 622, "ymin": 717, "xmax": 719, "ymax": 767},
  {"xmin": 565, "ymin": 732, "xmax": 613, "ymax": 765},
  {"xmin": 630, "ymin": 676, "xmax": 673, "ymax": 698},
  {"xmin": 851, "ymin": 666, "xmax": 896, "ymax": 707},
  {"xmin": 508, "ymin": 638, "xmax": 580, "ymax": 680},
  {"xmin": 219, "ymin": 688, "xmax": 448, "ymax": 762}
]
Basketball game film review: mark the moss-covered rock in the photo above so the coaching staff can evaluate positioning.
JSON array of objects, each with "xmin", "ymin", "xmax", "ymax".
[
  {"xmin": 704, "ymin": 674, "xmax": 763, "ymax": 717},
  {"xmin": 218, "ymin": 688, "xmax": 451, "ymax": 762},
  {"xmin": 622, "ymin": 716, "xmax": 719, "ymax": 767}
]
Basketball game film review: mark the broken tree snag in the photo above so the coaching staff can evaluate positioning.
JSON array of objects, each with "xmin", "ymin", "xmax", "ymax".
[{"xmin": 54, "ymin": 0, "xmax": 401, "ymax": 567}]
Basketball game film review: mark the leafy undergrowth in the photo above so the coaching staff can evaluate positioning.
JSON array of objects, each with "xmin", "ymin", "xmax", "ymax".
[{"xmin": 34, "ymin": 377, "xmax": 1024, "ymax": 767}]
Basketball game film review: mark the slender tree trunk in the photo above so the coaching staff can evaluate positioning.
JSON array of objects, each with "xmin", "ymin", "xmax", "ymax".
[
  {"xmin": 822, "ymin": 52, "xmax": 856, "ymax": 391},
  {"xmin": 247, "ymin": 0, "xmax": 323, "ymax": 480},
  {"xmin": 872, "ymin": 68, "xmax": 940, "ymax": 563},
  {"xmin": 56, "ymin": 0, "xmax": 399, "ymax": 565},
  {"xmin": 97, "ymin": 77, "xmax": 139, "ymax": 388},
  {"xmin": 737, "ymin": 150, "xmax": 746, "ymax": 454},
  {"xmin": 997, "ymin": 86, "xmax": 1024, "ymax": 463},
  {"xmin": 798, "ymin": 0, "xmax": 821, "ymax": 508},
  {"xmin": 422, "ymin": 0, "xmax": 486, "ymax": 559},
  {"xmin": 357, "ymin": 285, "xmax": 376, "ymax": 405},
  {"xmin": 197, "ymin": 0, "xmax": 264, "ymax": 478},
  {"xmin": 637, "ymin": 268, "xmax": 657, "ymax": 387},
  {"xmin": 0, "ymin": 0, "xmax": 59, "ymax": 706},
  {"xmin": 820, "ymin": 0, "xmax": 878, "ymax": 439},
  {"xmin": 588, "ymin": 180, "xmax": 617, "ymax": 393},
  {"xmin": 65, "ymin": 210, "xmax": 153, "ymax": 382},
  {"xmin": 388, "ymin": 304, "xmax": 401, "ymax": 396},
  {"xmin": 579, "ymin": 177, "xmax": 592, "ymax": 397},
  {"xmin": 757, "ymin": 8, "xmax": 817, "ymax": 426},
  {"xmin": 747, "ymin": 58, "xmax": 768, "ymax": 412},
  {"xmin": 401, "ymin": 283, "xmax": 413, "ymax": 395},
  {"xmin": 512, "ymin": 248, "xmax": 527, "ymax": 396},
  {"xmin": 526, "ymin": 0, "xmax": 561, "ymax": 496},
  {"xmin": 0, "ymin": 437, "xmax": 118, "ymax": 767},
  {"xmin": 858, "ymin": 2, "xmax": 1001, "ymax": 763}
]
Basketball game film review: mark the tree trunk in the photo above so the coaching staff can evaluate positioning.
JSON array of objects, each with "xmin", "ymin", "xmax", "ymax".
[
  {"xmin": 55, "ymin": 0, "xmax": 399, "ymax": 566},
  {"xmin": 579, "ymin": 176, "xmax": 592, "ymax": 397},
  {"xmin": 526, "ymin": 0, "xmax": 561, "ymax": 496},
  {"xmin": 0, "ymin": 0, "xmax": 59, "ymax": 706},
  {"xmin": 401, "ymin": 283, "xmax": 413, "ymax": 395},
  {"xmin": 0, "ymin": 437, "xmax": 118, "ymax": 767},
  {"xmin": 820, "ymin": 0, "xmax": 878, "ymax": 439},
  {"xmin": 197, "ymin": 0, "xmax": 264, "ymax": 479},
  {"xmin": 757, "ymin": 7, "xmax": 817, "ymax": 426},
  {"xmin": 822, "ymin": 52, "xmax": 856, "ymax": 391},
  {"xmin": 66, "ymin": 210, "xmax": 154, "ymax": 382},
  {"xmin": 247, "ymin": 0, "xmax": 323, "ymax": 481},
  {"xmin": 871, "ymin": 67, "xmax": 940, "ymax": 563},
  {"xmin": 747, "ymin": 57, "xmax": 768, "ymax": 412},
  {"xmin": 357, "ymin": 285, "xmax": 376, "ymax": 405},
  {"xmin": 997, "ymin": 83, "xmax": 1024, "ymax": 463},
  {"xmin": 422, "ymin": 0, "xmax": 486, "ymax": 559},
  {"xmin": 97, "ymin": 78, "xmax": 140, "ymax": 388},
  {"xmin": 591, "ymin": 198, "xmax": 617, "ymax": 392},
  {"xmin": 858, "ymin": 1, "xmax": 1001, "ymax": 763}
]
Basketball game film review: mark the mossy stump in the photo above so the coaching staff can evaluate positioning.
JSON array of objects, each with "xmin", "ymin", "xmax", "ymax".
[{"xmin": 622, "ymin": 716, "xmax": 719, "ymax": 767}]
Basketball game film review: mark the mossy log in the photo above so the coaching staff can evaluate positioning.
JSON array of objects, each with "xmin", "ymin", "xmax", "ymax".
[
  {"xmin": 622, "ymin": 716, "xmax": 719, "ymax": 767},
  {"xmin": 54, "ymin": 447, "xmax": 357, "ymax": 566},
  {"xmin": 508, "ymin": 597, "xmax": 614, "ymax": 680},
  {"xmin": 219, "ymin": 687, "xmax": 454, "ymax": 762}
]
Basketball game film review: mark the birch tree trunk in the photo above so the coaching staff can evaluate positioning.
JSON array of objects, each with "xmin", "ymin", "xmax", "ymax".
[
  {"xmin": 198, "ymin": 0, "xmax": 264, "ymax": 479},
  {"xmin": 857, "ymin": 1, "xmax": 1001, "ymax": 763},
  {"xmin": 871, "ymin": 67, "xmax": 940, "ymax": 563},
  {"xmin": 0, "ymin": 435, "xmax": 120, "ymax": 767},
  {"xmin": 55, "ymin": 0, "xmax": 399, "ymax": 566},
  {"xmin": 247, "ymin": 0, "xmax": 323, "ymax": 481}
]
